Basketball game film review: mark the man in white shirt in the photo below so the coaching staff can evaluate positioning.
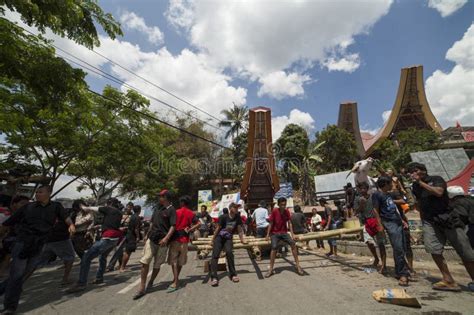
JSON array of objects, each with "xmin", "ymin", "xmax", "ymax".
[
  {"xmin": 310, "ymin": 208, "xmax": 324, "ymax": 249},
  {"xmin": 252, "ymin": 200, "xmax": 269, "ymax": 238}
]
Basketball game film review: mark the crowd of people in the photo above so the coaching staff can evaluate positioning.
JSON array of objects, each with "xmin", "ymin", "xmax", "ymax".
[{"xmin": 0, "ymin": 161, "xmax": 472, "ymax": 313}]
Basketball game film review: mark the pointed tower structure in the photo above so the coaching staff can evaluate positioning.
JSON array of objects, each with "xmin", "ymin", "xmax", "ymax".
[
  {"xmin": 361, "ymin": 65, "xmax": 443, "ymax": 156},
  {"xmin": 241, "ymin": 107, "xmax": 280, "ymax": 209},
  {"xmin": 337, "ymin": 102, "xmax": 365, "ymax": 158}
]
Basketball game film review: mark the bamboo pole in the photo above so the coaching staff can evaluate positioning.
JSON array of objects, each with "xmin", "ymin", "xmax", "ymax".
[{"xmin": 194, "ymin": 228, "xmax": 363, "ymax": 250}]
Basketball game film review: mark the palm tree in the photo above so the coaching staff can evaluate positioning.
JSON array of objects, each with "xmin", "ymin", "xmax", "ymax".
[
  {"xmin": 219, "ymin": 103, "xmax": 249, "ymax": 140},
  {"xmin": 289, "ymin": 141, "xmax": 325, "ymax": 205}
]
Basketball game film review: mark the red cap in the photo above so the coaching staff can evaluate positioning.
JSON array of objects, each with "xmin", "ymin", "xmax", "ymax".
[{"xmin": 159, "ymin": 189, "xmax": 169, "ymax": 196}]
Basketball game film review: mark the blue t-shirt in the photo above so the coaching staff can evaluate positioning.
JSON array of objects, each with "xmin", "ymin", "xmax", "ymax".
[{"xmin": 372, "ymin": 191, "xmax": 401, "ymax": 222}]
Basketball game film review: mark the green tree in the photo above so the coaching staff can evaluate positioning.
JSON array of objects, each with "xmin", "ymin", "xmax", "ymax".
[
  {"xmin": 0, "ymin": 20, "xmax": 103, "ymax": 191},
  {"xmin": 66, "ymin": 86, "xmax": 167, "ymax": 203},
  {"xmin": 288, "ymin": 141, "xmax": 325, "ymax": 205},
  {"xmin": 219, "ymin": 104, "xmax": 249, "ymax": 140},
  {"xmin": 371, "ymin": 128, "xmax": 441, "ymax": 170},
  {"xmin": 1, "ymin": 0, "xmax": 122, "ymax": 48},
  {"xmin": 314, "ymin": 125, "xmax": 358, "ymax": 173},
  {"xmin": 275, "ymin": 124, "xmax": 310, "ymax": 189}
]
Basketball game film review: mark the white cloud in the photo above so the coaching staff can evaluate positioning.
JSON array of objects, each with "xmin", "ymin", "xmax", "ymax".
[
  {"xmin": 165, "ymin": 0, "xmax": 195, "ymax": 31},
  {"xmin": 272, "ymin": 109, "xmax": 315, "ymax": 141},
  {"xmin": 426, "ymin": 23, "xmax": 474, "ymax": 126},
  {"xmin": 3, "ymin": 8, "xmax": 247, "ymax": 131},
  {"xmin": 167, "ymin": 0, "xmax": 392, "ymax": 98},
  {"xmin": 258, "ymin": 71, "xmax": 311, "ymax": 100},
  {"xmin": 427, "ymin": 0, "xmax": 468, "ymax": 17},
  {"xmin": 120, "ymin": 11, "xmax": 164, "ymax": 45},
  {"xmin": 360, "ymin": 127, "xmax": 380, "ymax": 136},
  {"xmin": 382, "ymin": 110, "xmax": 392, "ymax": 123},
  {"xmin": 323, "ymin": 53, "xmax": 361, "ymax": 73}
]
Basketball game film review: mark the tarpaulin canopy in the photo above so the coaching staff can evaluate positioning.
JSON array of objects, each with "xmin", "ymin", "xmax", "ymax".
[{"xmin": 447, "ymin": 159, "xmax": 474, "ymax": 194}]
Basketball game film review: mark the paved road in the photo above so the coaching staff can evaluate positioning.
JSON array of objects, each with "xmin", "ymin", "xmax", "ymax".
[{"xmin": 2, "ymin": 246, "xmax": 473, "ymax": 314}]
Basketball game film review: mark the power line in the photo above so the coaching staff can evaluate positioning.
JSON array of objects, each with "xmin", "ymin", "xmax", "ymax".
[
  {"xmin": 19, "ymin": 26, "xmax": 226, "ymax": 132},
  {"xmin": 87, "ymin": 89, "xmax": 231, "ymax": 150},
  {"xmin": 55, "ymin": 49, "xmax": 225, "ymax": 132},
  {"xmin": 89, "ymin": 49, "xmax": 224, "ymax": 123},
  {"xmin": 58, "ymin": 54, "xmax": 230, "ymax": 149}
]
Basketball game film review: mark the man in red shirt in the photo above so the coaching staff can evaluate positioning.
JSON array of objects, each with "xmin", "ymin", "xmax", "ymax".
[
  {"xmin": 167, "ymin": 196, "xmax": 200, "ymax": 292},
  {"xmin": 266, "ymin": 197, "xmax": 303, "ymax": 277}
]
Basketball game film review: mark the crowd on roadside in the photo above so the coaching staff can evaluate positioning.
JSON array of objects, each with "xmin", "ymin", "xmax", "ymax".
[{"xmin": 0, "ymin": 160, "xmax": 472, "ymax": 313}]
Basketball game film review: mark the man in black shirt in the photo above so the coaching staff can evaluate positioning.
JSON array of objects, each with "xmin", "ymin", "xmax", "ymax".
[
  {"xmin": 35, "ymin": 206, "xmax": 76, "ymax": 285},
  {"xmin": 210, "ymin": 202, "xmax": 247, "ymax": 287},
  {"xmin": 133, "ymin": 190, "xmax": 176, "ymax": 300},
  {"xmin": 67, "ymin": 198, "xmax": 124, "ymax": 293},
  {"xmin": 0, "ymin": 185, "xmax": 75, "ymax": 313},
  {"xmin": 195, "ymin": 205, "xmax": 212, "ymax": 238},
  {"xmin": 409, "ymin": 162, "xmax": 474, "ymax": 292},
  {"xmin": 119, "ymin": 205, "xmax": 141, "ymax": 272}
]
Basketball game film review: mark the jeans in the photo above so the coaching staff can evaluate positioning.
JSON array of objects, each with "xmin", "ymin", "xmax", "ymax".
[
  {"xmin": 78, "ymin": 238, "xmax": 118, "ymax": 285},
  {"xmin": 210, "ymin": 235, "xmax": 235, "ymax": 279},
  {"xmin": 383, "ymin": 220, "xmax": 409, "ymax": 277},
  {"xmin": 106, "ymin": 239, "xmax": 125, "ymax": 271},
  {"xmin": 0, "ymin": 241, "xmax": 43, "ymax": 311}
]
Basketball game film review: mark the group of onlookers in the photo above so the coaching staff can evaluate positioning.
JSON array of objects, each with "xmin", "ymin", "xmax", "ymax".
[
  {"xmin": 0, "ymin": 159, "xmax": 472, "ymax": 313},
  {"xmin": 0, "ymin": 186, "xmax": 144, "ymax": 313},
  {"xmin": 353, "ymin": 162, "xmax": 473, "ymax": 291}
]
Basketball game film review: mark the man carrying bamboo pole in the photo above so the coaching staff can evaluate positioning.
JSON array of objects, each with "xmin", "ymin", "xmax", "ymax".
[
  {"xmin": 265, "ymin": 197, "xmax": 303, "ymax": 277},
  {"xmin": 210, "ymin": 203, "xmax": 247, "ymax": 287}
]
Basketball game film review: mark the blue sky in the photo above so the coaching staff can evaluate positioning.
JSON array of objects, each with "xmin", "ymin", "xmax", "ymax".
[
  {"xmin": 6, "ymin": 0, "xmax": 473, "ymax": 141},
  {"xmin": 4, "ymin": 0, "xmax": 473, "ymax": 200},
  {"xmin": 87, "ymin": 0, "xmax": 473, "ymax": 140}
]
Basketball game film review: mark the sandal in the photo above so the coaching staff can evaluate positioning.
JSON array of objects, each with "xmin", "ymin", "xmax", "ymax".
[
  {"xmin": 91, "ymin": 279, "xmax": 103, "ymax": 285},
  {"xmin": 398, "ymin": 276, "xmax": 409, "ymax": 287},
  {"xmin": 432, "ymin": 281, "xmax": 461, "ymax": 292},
  {"xmin": 133, "ymin": 291, "xmax": 146, "ymax": 300},
  {"xmin": 296, "ymin": 268, "xmax": 304, "ymax": 276},
  {"xmin": 167, "ymin": 285, "xmax": 178, "ymax": 293},
  {"xmin": 210, "ymin": 279, "xmax": 219, "ymax": 287},
  {"xmin": 231, "ymin": 276, "xmax": 240, "ymax": 283},
  {"xmin": 265, "ymin": 271, "xmax": 275, "ymax": 278}
]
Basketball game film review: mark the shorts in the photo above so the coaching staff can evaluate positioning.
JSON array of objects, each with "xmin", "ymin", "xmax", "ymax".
[
  {"xmin": 423, "ymin": 220, "xmax": 474, "ymax": 262},
  {"xmin": 327, "ymin": 223, "xmax": 338, "ymax": 247},
  {"xmin": 256, "ymin": 227, "xmax": 268, "ymax": 238},
  {"xmin": 139, "ymin": 239, "xmax": 169, "ymax": 268},
  {"xmin": 271, "ymin": 234, "xmax": 295, "ymax": 250},
  {"xmin": 41, "ymin": 239, "xmax": 75, "ymax": 263},
  {"xmin": 167, "ymin": 241, "xmax": 188, "ymax": 266},
  {"xmin": 125, "ymin": 241, "xmax": 137, "ymax": 254},
  {"xmin": 363, "ymin": 225, "xmax": 385, "ymax": 246}
]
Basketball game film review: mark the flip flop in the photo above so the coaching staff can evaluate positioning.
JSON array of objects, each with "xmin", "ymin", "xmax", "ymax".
[
  {"xmin": 296, "ymin": 269, "xmax": 304, "ymax": 276},
  {"xmin": 167, "ymin": 286, "xmax": 178, "ymax": 293},
  {"xmin": 265, "ymin": 271, "xmax": 275, "ymax": 278},
  {"xmin": 398, "ymin": 277, "xmax": 409, "ymax": 287},
  {"xmin": 231, "ymin": 276, "xmax": 240, "ymax": 283},
  {"xmin": 210, "ymin": 279, "xmax": 219, "ymax": 287},
  {"xmin": 432, "ymin": 281, "xmax": 461, "ymax": 292},
  {"xmin": 133, "ymin": 291, "xmax": 146, "ymax": 300}
]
